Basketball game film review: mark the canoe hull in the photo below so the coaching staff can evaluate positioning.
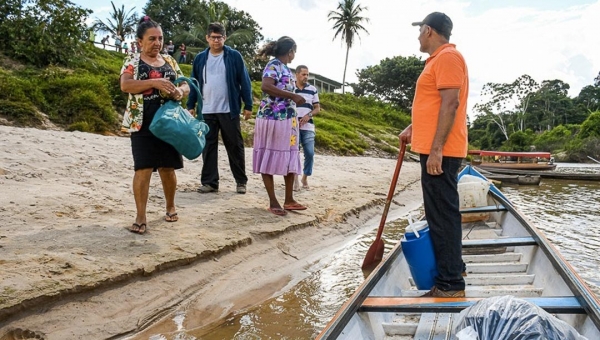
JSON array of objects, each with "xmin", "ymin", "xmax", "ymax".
[{"xmin": 317, "ymin": 165, "xmax": 600, "ymax": 340}]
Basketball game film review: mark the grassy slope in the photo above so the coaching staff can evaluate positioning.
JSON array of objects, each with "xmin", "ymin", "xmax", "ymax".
[{"xmin": 0, "ymin": 47, "xmax": 409, "ymax": 156}]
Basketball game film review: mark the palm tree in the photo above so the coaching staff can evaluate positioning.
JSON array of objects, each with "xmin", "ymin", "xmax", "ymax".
[
  {"xmin": 328, "ymin": 0, "xmax": 369, "ymax": 94},
  {"xmin": 92, "ymin": 1, "xmax": 138, "ymax": 40}
]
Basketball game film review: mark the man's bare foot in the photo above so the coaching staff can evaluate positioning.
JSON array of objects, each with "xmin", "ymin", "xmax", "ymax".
[{"xmin": 301, "ymin": 176, "xmax": 309, "ymax": 190}]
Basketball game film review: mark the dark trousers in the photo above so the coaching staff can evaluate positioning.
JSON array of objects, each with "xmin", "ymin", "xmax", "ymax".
[
  {"xmin": 420, "ymin": 154, "xmax": 465, "ymax": 291},
  {"xmin": 201, "ymin": 113, "xmax": 247, "ymax": 189}
]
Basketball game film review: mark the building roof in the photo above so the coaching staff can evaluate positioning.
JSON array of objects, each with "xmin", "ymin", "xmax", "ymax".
[
  {"xmin": 310, "ymin": 72, "xmax": 343, "ymax": 88},
  {"xmin": 290, "ymin": 65, "xmax": 343, "ymax": 88}
]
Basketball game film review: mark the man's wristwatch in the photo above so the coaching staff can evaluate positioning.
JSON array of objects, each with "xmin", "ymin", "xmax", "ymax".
[{"xmin": 308, "ymin": 113, "xmax": 313, "ymax": 118}]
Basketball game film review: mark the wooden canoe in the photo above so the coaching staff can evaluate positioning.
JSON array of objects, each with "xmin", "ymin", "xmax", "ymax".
[{"xmin": 317, "ymin": 165, "xmax": 600, "ymax": 339}]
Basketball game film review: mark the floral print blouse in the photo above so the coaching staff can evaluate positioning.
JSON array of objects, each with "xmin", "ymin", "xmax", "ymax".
[
  {"xmin": 257, "ymin": 58, "xmax": 297, "ymax": 120},
  {"xmin": 120, "ymin": 53, "xmax": 183, "ymax": 132}
]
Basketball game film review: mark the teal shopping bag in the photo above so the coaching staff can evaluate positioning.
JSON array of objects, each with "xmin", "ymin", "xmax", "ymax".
[{"xmin": 149, "ymin": 77, "xmax": 208, "ymax": 160}]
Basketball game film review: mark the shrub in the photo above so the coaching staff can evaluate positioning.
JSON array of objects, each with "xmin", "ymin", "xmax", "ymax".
[
  {"xmin": 0, "ymin": 99, "xmax": 43, "ymax": 125},
  {"xmin": 533, "ymin": 125, "xmax": 572, "ymax": 152},
  {"xmin": 42, "ymin": 74, "xmax": 117, "ymax": 132},
  {"xmin": 0, "ymin": 0, "xmax": 91, "ymax": 67}
]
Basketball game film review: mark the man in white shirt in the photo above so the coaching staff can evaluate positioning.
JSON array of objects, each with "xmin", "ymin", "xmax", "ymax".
[
  {"xmin": 294, "ymin": 65, "xmax": 320, "ymax": 190},
  {"xmin": 188, "ymin": 22, "xmax": 253, "ymax": 194},
  {"xmin": 166, "ymin": 40, "xmax": 175, "ymax": 56}
]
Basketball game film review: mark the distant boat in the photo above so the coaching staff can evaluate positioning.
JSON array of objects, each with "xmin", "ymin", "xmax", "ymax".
[
  {"xmin": 475, "ymin": 167, "xmax": 541, "ymax": 185},
  {"xmin": 316, "ymin": 165, "xmax": 600, "ymax": 340},
  {"xmin": 470, "ymin": 150, "xmax": 557, "ymax": 171}
]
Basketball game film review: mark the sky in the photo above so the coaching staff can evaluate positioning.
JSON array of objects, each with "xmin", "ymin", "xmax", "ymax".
[{"xmin": 76, "ymin": 0, "xmax": 600, "ymax": 117}]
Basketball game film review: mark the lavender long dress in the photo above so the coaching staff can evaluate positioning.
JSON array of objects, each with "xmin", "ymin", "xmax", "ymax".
[{"xmin": 252, "ymin": 58, "xmax": 302, "ymax": 175}]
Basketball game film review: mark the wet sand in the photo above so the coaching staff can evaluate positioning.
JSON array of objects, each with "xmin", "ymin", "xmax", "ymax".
[{"xmin": 0, "ymin": 125, "xmax": 422, "ymax": 339}]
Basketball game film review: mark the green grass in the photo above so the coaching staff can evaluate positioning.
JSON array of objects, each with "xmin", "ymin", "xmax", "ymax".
[{"xmin": 0, "ymin": 47, "xmax": 411, "ymax": 155}]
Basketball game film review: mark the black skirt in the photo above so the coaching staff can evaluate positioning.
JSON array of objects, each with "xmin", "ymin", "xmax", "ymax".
[
  {"xmin": 130, "ymin": 132, "xmax": 184, "ymax": 171},
  {"xmin": 130, "ymin": 104, "xmax": 183, "ymax": 171}
]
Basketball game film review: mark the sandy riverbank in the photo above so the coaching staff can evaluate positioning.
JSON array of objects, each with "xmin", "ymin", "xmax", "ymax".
[{"xmin": 0, "ymin": 125, "xmax": 422, "ymax": 339}]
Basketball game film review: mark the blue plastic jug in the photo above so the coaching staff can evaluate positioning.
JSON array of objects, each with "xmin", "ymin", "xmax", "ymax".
[{"xmin": 401, "ymin": 220, "xmax": 438, "ymax": 290}]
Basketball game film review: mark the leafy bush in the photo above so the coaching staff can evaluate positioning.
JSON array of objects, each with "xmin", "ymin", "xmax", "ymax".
[
  {"xmin": 503, "ymin": 129, "xmax": 536, "ymax": 151},
  {"xmin": 0, "ymin": 0, "xmax": 91, "ymax": 67},
  {"xmin": 42, "ymin": 74, "xmax": 117, "ymax": 132},
  {"xmin": 533, "ymin": 125, "xmax": 572, "ymax": 152},
  {"xmin": 565, "ymin": 137, "xmax": 600, "ymax": 162},
  {"xmin": 578, "ymin": 111, "xmax": 600, "ymax": 139},
  {"xmin": 0, "ymin": 99, "xmax": 42, "ymax": 125}
]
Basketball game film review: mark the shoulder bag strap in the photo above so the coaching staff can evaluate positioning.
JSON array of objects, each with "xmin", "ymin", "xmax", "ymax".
[{"xmin": 173, "ymin": 76, "xmax": 204, "ymax": 121}]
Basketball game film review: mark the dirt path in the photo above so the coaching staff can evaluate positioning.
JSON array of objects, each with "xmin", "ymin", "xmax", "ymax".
[{"xmin": 0, "ymin": 126, "xmax": 422, "ymax": 339}]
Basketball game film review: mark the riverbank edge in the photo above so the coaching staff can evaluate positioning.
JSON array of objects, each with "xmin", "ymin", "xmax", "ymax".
[{"xmin": 0, "ymin": 180, "xmax": 422, "ymax": 338}]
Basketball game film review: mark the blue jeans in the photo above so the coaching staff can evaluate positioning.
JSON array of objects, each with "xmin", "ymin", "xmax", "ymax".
[
  {"xmin": 420, "ymin": 154, "xmax": 465, "ymax": 291},
  {"xmin": 299, "ymin": 130, "xmax": 315, "ymax": 176}
]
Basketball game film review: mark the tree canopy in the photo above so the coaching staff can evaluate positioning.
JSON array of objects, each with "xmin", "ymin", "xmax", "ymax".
[
  {"xmin": 469, "ymin": 73, "xmax": 600, "ymax": 157},
  {"xmin": 144, "ymin": 0, "xmax": 264, "ymax": 78},
  {"xmin": 351, "ymin": 55, "xmax": 423, "ymax": 111}
]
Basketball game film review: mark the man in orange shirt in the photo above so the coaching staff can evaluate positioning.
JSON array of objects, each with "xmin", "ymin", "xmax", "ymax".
[{"xmin": 399, "ymin": 12, "xmax": 468, "ymax": 298}]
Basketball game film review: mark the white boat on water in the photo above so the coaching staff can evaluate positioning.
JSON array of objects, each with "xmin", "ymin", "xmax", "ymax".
[{"xmin": 317, "ymin": 165, "xmax": 600, "ymax": 339}]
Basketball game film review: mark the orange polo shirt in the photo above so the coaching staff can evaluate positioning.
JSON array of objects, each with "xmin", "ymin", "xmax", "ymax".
[{"xmin": 411, "ymin": 43, "xmax": 469, "ymax": 157}]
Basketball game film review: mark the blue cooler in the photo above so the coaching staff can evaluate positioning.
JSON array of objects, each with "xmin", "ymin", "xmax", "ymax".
[{"xmin": 401, "ymin": 220, "xmax": 438, "ymax": 290}]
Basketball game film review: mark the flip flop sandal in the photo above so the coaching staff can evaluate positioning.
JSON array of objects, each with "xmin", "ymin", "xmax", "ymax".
[
  {"xmin": 267, "ymin": 207, "xmax": 288, "ymax": 216},
  {"xmin": 165, "ymin": 212, "xmax": 178, "ymax": 222},
  {"xmin": 129, "ymin": 223, "xmax": 147, "ymax": 234},
  {"xmin": 283, "ymin": 203, "xmax": 307, "ymax": 211}
]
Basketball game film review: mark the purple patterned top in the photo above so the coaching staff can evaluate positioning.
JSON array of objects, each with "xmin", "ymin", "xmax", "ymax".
[{"xmin": 257, "ymin": 58, "xmax": 297, "ymax": 120}]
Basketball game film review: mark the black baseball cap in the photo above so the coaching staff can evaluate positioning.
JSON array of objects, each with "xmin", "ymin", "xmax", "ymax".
[{"xmin": 412, "ymin": 12, "xmax": 453, "ymax": 37}]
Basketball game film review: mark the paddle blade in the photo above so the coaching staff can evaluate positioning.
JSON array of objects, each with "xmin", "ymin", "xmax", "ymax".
[{"xmin": 361, "ymin": 238, "xmax": 385, "ymax": 269}]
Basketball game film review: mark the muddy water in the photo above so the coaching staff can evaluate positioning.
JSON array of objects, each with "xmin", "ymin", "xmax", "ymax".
[{"xmin": 149, "ymin": 165, "xmax": 600, "ymax": 339}]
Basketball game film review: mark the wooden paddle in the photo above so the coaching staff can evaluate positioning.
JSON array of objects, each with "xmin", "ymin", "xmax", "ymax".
[{"xmin": 361, "ymin": 141, "xmax": 407, "ymax": 269}]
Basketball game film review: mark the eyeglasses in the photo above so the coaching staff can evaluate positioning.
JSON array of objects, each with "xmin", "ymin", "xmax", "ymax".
[{"xmin": 208, "ymin": 35, "xmax": 224, "ymax": 41}]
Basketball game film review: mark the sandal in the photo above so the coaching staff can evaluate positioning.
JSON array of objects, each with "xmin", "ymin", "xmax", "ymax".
[
  {"xmin": 283, "ymin": 203, "xmax": 307, "ymax": 211},
  {"xmin": 165, "ymin": 212, "xmax": 178, "ymax": 222},
  {"xmin": 129, "ymin": 223, "xmax": 147, "ymax": 234},
  {"xmin": 267, "ymin": 207, "xmax": 288, "ymax": 216}
]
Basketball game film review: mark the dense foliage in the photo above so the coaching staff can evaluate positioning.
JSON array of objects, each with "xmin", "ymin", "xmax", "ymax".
[
  {"xmin": 143, "ymin": 0, "xmax": 265, "ymax": 79},
  {"xmin": 0, "ymin": 0, "xmax": 91, "ymax": 67},
  {"xmin": 469, "ymin": 73, "xmax": 600, "ymax": 160},
  {"xmin": 351, "ymin": 55, "xmax": 424, "ymax": 111}
]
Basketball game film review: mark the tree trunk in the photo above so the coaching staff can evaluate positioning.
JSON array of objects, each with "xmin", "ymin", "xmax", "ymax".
[{"xmin": 342, "ymin": 44, "xmax": 350, "ymax": 94}]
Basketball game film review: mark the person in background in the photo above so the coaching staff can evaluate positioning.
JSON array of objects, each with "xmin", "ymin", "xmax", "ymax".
[
  {"xmin": 187, "ymin": 22, "xmax": 253, "ymax": 194},
  {"xmin": 114, "ymin": 34, "xmax": 122, "ymax": 53},
  {"xmin": 399, "ymin": 12, "xmax": 469, "ymax": 297},
  {"xmin": 167, "ymin": 40, "xmax": 175, "ymax": 56},
  {"xmin": 178, "ymin": 43, "xmax": 186, "ymax": 63},
  {"xmin": 293, "ymin": 65, "xmax": 320, "ymax": 191},
  {"xmin": 119, "ymin": 16, "xmax": 190, "ymax": 234},
  {"xmin": 122, "ymin": 41, "xmax": 129, "ymax": 54},
  {"xmin": 130, "ymin": 40, "xmax": 136, "ymax": 54},
  {"xmin": 101, "ymin": 35, "xmax": 109, "ymax": 49},
  {"xmin": 253, "ymin": 36, "xmax": 306, "ymax": 216}
]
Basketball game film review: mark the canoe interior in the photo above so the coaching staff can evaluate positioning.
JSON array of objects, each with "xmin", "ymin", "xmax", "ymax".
[{"xmin": 317, "ymin": 166, "xmax": 600, "ymax": 340}]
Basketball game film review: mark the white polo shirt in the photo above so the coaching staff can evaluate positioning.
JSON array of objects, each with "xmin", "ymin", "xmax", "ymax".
[{"xmin": 294, "ymin": 84, "xmax": 319, "ymax": 132}]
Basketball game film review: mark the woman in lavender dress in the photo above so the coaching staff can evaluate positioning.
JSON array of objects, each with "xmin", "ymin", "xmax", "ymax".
[{"xmin": 253, "ymin": 36, "xmax": 307, "ymax": 216}]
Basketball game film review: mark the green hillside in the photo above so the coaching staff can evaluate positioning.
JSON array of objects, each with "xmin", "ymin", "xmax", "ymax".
[{"xmin": 0, "ymin": 46, "xmax": 409, "ymax": 156}]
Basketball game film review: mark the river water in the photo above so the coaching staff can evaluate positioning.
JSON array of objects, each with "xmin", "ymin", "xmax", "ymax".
[{"xmin": 149, "ymin": 164, "xmax": 600, "ymax": 340}]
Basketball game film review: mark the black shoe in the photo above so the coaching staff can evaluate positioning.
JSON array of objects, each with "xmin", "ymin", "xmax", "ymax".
[
  {"xmin": 236, "ymin": 183, "xmax": 246, "ymax": 194},
  {"xmin": 198, "ymin": 185, "xmax": 218, "ymax": 193}
]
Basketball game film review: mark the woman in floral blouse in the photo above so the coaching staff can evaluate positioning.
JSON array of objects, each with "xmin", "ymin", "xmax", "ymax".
[
  {"xmin": 120, "ymin": 16, "xmax": 190, "ymax": 234},
  {"xmin": 253, "ymin": 36, "xmax": 307, "ymax": 216}
]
